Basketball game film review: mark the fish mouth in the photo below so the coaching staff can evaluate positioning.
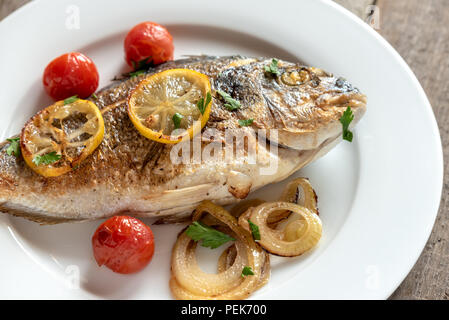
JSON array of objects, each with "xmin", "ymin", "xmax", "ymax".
[
  {"xmin": 263, "ymin": 89, "xmax": 367, "ymax": 151},
  {"xmin": 316, "ymin": 90, "xmax": 367, "ymax": 110}
]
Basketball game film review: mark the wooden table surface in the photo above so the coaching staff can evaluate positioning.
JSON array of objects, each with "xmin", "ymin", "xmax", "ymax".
[{"xmin": 1, "ymin": 0, "xmax": 448, "ymax": 300}]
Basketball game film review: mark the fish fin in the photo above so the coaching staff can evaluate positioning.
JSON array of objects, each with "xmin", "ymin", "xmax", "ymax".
[
  {"xmin": 0, "ymin": 204, "xmax": 84, "ymax": 225},
  {"xmin": 143, "ymin": 183, "xmax": 215, "ymax": 201},
  {"xmin": 153, "ymin": 214, "xmax": 192, "ymax": 225}
]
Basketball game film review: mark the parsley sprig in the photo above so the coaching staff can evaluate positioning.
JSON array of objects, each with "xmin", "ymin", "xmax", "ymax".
[
  {"xmin": 128, "ymin": 69, "xmax": 146, "ymax": 78},
  {"xmin": 264, "ymin": 58, "xmax": 280, "ymax": 76},
  {"xmin": 197, "ymin": 92, "xmax": 212, "ymax": 115},
  {"xmin": 127, "ymin": 58, "xmax": 155, "ymax": 78},
  {"xmin": 241, "ymin": 266, "xmax": 255, "ymax": 277},
  {"xmin": 186, "ymin": 221, "xmax": 235, "ymax": 249},
  {"xmin": 238, "ymin": 119, "xmax": 253, "ymax": 127},
  {"xmin": 32, "ymin": 152, "xmax": 61, "ymax": 166},
  {"xmin": 112, "ymin": 58, "xmax": 155, "ymax": 81},
  {"xmin": 248, "ymin": 219, "xmax": 261, "ymax": 240},
  {"xmin": 217, "ymin": 90, "xmax": 241, "ymax": 111},
  {"xmin": 6, "ymin": 137, "xmax": 20, "ymax": 157},
  {"xmin": 64, "ymin": 95, "xmax": 78, "ymax": 105},
  {"xmin": 339, "ymin": 106, "xmax": 354, "ymax": 142},
  {"xmin": 131, "ymin": 58, "xmax": 154, "ymax": 71},
  {"xmin": 172, "ymin": 112, "xmax": 183, "ymax": 129}
]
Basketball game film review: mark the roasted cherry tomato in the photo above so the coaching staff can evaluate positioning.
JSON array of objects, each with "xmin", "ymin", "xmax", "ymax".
[
  {"xmin": 92, "ymin": 216, "xmax": 155, "ymax": 274},
  {"xmin": 43, "ymin": 52, "xmax": 99, "ymax": 101},
  {"xmin": 124, "ymin": 22, "xmax": 174, "ymax": 68}
]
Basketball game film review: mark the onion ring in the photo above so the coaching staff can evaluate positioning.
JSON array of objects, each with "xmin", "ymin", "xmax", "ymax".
[
  {"xmin": 217, "ymin": 244, "xmax": 238, "ymax": 273},
  {"xmin": 217, "ymin": 244, "xmax": 270, "ymax": 290},
  {"xmin": 230, "ymin": 199, "xmax": 265, "ymax": 218},
  {"xmin": 240, "ymin": 201, "xmax": 322, "ymax": 257},
  {"xmin": 267, "ymin": 177, "xmax": 318, "ymax": 225},
  {"xmin": 170, "ymin": 201, "xmax": 270, "ymax": 300}
]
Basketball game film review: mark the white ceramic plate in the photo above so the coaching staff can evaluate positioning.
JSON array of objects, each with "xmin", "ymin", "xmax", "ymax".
[{"xmin": 0, "ymin": 0, "xmax": 443, "ymax": 299}]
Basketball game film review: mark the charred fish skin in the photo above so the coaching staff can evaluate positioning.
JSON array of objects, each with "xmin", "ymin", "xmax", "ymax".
[
  {"xmin": 211, "ymin": 59, "xmax": 366, "ymax": 149},
  {"xmin": 0, "ymin": 56, "xmax": 366, "ymax": 224}
]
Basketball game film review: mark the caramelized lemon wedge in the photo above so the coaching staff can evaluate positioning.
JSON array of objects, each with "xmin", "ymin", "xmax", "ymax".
[
  {"xmin": 21, "ymin": 98, "xmax": 104, "ymax": 177},
  {"xmin": 127, "ymin": 69, "xmax": 212, "ymax": 144}
]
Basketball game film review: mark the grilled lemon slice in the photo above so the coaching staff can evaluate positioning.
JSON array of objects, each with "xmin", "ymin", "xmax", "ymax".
[
  {"xmin": 127, "ymin": 69, "xmax": 212, "ymax": 144},
  {"xmin": 21, "ymin": 98, "xmax": 104, "ymax": 177}
]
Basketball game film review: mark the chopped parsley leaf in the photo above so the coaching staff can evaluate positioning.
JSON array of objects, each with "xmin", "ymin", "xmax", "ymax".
[
  {"xmin": 186, "ymin": 221, "xmax": 235, "ymax": 249},
  {"xmin": 217, "ymin": 90, "xmax": 240, "ymax": 111},
  {"xmin": 32, "ymin": 152, "xmax": 61, "ymax": 166},
  {"xmin": 339, "ymin": 106, "xmax": 355, "ymax": 142},
  {"xmin": 6, "ymin": 137, "xmax": 20, "ymax": 157}
]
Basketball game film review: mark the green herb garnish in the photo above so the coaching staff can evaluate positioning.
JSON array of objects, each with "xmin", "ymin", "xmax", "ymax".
[
  {"xmin": 217, "ymin": 90, "xmax": 241, "ymax": 111},
  {"xmin": 172, "ymin": 112, "xmax": 183, "ymax": 129},
  {"xmin": 186, "ymin": 221, "xmax": 235, "ymax": 249},
  {"xmin": 131, "ymin": 58, "xmax": 154, "ymax": 71},
  {"xmin": 241, "ymin": 266, "xmax": 255, "ymax": 277},
  {"xmin": 129, "ymin": 69, "xmax": 146, "ymax": 78},
  {"xmin": 64, "ymin": 95, "xmax": 78, "ymax": 105},
  {"xmin": 339, "ymin": 106, "xmax": 354, "ymax": 142},
  {"xmin": 91, "ymin": 93, "xmax": 98, "ymax": 100},
  {"xmin": 238, "ymin": 119, "xmax": 254, "ymax": 127},
  {"xmin": 197, "ymin": 92, "xmax": 212, "ymax": 115},
  {"xmin": 32, "ymin": 152, "xmax": 61, "ymax": 166},
  {"xmin": 127, "ymin": 58, "xmax": 155, "ymax": 78},
  {"xmin": 6, "ymin": 137, "xmax": 20, "ymax": 157},
  {"xmin": 248, "ymin": 219, "xmax": 261, "ymax": 240},
  {"xmin": 264, "ymin": 58, "xmax": 280, "ymax": 76}
]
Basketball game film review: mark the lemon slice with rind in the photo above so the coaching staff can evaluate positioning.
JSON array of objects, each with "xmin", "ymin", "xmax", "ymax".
[
  {"xmin": 127, "ymin": 69, "xmax": 212, "ymax": 144},
  {"xmin": 21, "ymin": 98, "xmax": 104, "ymax": 177}
]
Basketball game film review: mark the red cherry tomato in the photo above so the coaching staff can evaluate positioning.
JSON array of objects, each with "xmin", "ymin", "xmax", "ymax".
[
  {"xmin": 124, "ymin": 22, "xmax": 174, "ymax": 68},
  {"xmin": 43, "ymin": 52, "xmax": 99, "ymax": 101},
  {"xmin": 92, "ymin": 216, "xmax": 155, "ymax": 274}
]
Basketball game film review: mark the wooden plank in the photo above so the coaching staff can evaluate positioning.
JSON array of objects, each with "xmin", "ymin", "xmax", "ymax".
[
  {"xmin": 334, "ymin": 0, "xmax": 375, "ymax": 19},
  {"xmin": 0, "ymin": 0, "xmax": 30, "ymax": 21},
  {"xmin": 377, "ymin": 0, "xmax": 449, "ymax": 300}
]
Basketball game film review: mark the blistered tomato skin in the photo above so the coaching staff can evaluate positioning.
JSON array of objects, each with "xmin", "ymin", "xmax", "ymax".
[
  {"xmin": 92, "ymin": 216, "xmax": 155, "ymax": 274},
  {"xmin": 43, "ymin": 52, "xmax": 99, "ymax": 101},
  {"xmin": 124, "ymin": 22, "xmax": 174, "ymax": 67}
]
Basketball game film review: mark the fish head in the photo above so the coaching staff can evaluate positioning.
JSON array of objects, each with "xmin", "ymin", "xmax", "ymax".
[{"xmin": 213, "ymin": 58, "xmax": 367, "ymax": 150}]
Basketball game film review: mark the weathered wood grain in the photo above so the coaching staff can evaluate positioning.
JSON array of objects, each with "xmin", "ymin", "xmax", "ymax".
[
  {"xmin": 0, "ymin": 0, "xmax": 447, "ymax": 300},
  {"xmin": 376, "ymin": 0, "xmax": 449, "ymax": 300},
  {"xmin": 334, "ymin": 0, "xmax": 375, "ymax": 19},
  {"xmin": 0, "ymin": 0, "xmax": 30, "ymax": 21}
]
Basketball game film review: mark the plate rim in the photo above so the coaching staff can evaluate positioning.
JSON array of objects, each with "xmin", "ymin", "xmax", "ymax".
[
  {"xmin": 0, "ymin": 0, "xmax": 443, "ymax": 300},
  {"xmin": 319, "ymin": 0, "xmax": 444, "ymax": 299}
]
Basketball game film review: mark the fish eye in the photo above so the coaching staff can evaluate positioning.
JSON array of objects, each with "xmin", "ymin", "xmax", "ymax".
[{"xmin": 280, "ymin": 68, "xmax": 311, "ymax": 86}]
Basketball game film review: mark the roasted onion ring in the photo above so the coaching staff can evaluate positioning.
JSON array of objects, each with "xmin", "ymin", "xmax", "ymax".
[
  {"xmin": 230, "ymin": 199, "xmax": 265, "ymax": 218},
  {"xmin": 217, "ymin": 244, "xmax": 270, "ymax": 290},
  {"xmin": 170, "ymin": 201, "xmax": 270, "ymax": 300},
  {"xmin": 240, "ymin": 201, "xmax": 322, "ymax": 257},
  {"xmin": 267, "ymin": 178, "xmax": 318, "ymax": 225}
]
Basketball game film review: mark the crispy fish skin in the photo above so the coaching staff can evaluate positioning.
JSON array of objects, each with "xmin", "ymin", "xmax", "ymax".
[{"xmin": 0, "ymin": 56, "xmax": 366, "ymax": 224}]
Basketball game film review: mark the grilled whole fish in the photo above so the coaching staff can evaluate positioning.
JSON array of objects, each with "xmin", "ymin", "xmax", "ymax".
[{"xmin": 0, "ymin": 56, "xmax": 366, "ymax": 224}]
